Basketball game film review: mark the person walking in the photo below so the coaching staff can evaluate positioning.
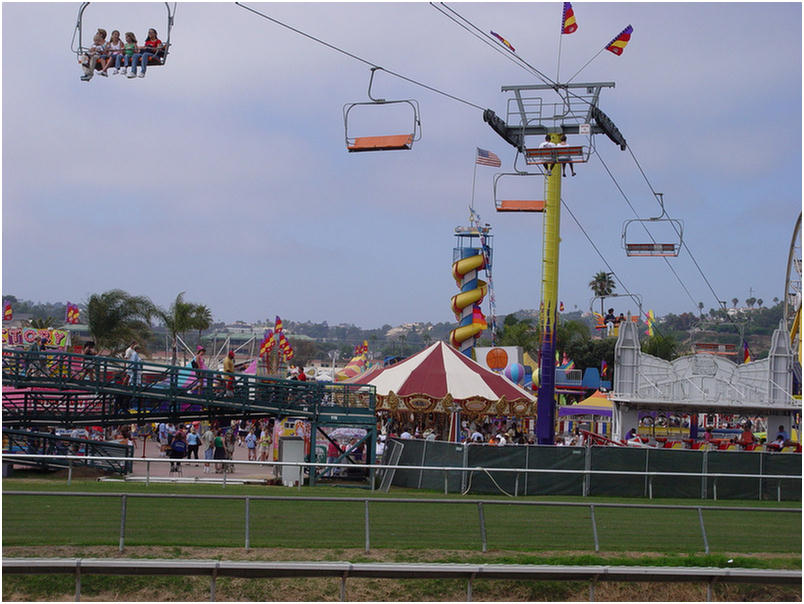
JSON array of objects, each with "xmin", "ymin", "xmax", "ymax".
[
  {"xmin": 186, "ymin": 426, "xmax": 200, "ymax": 464},
  {"xmin": 213, "ymin": 430, "xmax": 226, "ymax": 473},
  {"xmin": 201, "ymin": 424, "xmax": 215, "ymax": 473}
]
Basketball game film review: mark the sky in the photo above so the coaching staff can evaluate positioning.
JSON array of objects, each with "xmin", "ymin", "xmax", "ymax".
[{"xmin": 2, "ymin": 2, "xmax": 801, "ymax": 329}]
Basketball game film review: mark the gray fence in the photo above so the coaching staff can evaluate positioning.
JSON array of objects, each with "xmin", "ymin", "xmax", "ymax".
[
  {"xmin": 4, "ymin": 490, "xmax": 800, "ymax": 556},
  {"xmin": 3, "ymin": 557, "xmax": 801, "ymax": 602},
  {"xmin": 387, "ymin": 439, "xmax": 802, "ymax": 501}
]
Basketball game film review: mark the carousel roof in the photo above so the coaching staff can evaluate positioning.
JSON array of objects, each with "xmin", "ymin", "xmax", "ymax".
[{"xmin": 349, "ymin": 341, "xmax": 535, "ymax": 404}]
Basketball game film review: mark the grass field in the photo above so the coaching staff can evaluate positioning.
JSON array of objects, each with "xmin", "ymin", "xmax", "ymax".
[{"xmin": 3, "ymin": 478, "xmax": 801, "ymax": 554}]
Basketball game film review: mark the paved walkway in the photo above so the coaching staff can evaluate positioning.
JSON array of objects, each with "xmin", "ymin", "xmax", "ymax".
[{"xmin": 128, "ymin": 437, "xmax": 277, "ymax": 481}]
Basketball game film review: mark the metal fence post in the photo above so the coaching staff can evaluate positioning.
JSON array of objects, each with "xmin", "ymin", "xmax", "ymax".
[
  {"xmin": 68, "ymin": 458, "xmax": 73, "ymax": 486},
  {"xmin": 444, "ymin": 469, "xmax": 448, "ymax": 495},
  {"xmin": 477, "ymin": 503, "xmax": 487, "ymax": 553},
  {"xmin": 210, "ymin": 561, "xmax": 218, "ymax": 602},
  {"xmin": 364, "ymin": 500, "xmax": 370, "ymax": 553},
  {"xmin": 467, "ymin": 573, "xmax": 475, "ymax": 601},
  {"xmin": 75, "ymin": 559, "xmax": 81, "ymax": 602},
  {"xmin": 244, "ymin": 497, "xmax": 250, "ymax": 550},
  {"xmin": 118, "ymin": 495, "xmax": 127, "ymax": 552},
  {"xmin": 222, "ymin": 462, "xmax": 227, "ymax": 488},
  {"xmin": 698, "ymin": 507, "xmax": 709, "ymax": 554},
  {"xmin": 583, "ymin": 446, "xmax": 591, "ymax": 496},
  {"xmin": 340, "ymin": 572, "xmax": 347, "ymax": 602},
  {"xmin": 146, "ymin": 461, "xmax": 150, "ymax": 487},
  {"xmin": 589, "ymin": 504, "xmax": 599, "ymax": 552}
]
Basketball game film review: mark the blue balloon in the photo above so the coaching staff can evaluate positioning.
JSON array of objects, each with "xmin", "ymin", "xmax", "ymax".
[{"xmin": 504, "ymin": 362, "xmax": 525, "ymax": 384}]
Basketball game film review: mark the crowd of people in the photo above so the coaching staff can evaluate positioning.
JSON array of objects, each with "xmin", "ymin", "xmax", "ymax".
[
  {"xmin": 151, "ymin": 418, "xmax": 275, "ymax": 473},
  {"xmin": 80, "ymin": 27, "xmax": 164, "ymax": 81}
]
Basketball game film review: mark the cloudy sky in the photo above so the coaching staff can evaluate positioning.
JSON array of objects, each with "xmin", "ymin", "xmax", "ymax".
[{"xmin": 2, "ymin": 2, "xmax": 801, "ymax": 328}]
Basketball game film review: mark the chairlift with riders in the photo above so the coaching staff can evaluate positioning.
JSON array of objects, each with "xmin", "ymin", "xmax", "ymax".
[{"xmin": 71, "ymin": 2, "xmax": 176, "ymax": 69}]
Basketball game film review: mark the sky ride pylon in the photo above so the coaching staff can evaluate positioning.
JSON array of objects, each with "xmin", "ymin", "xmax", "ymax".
[{"xmin": 485, "ymin": 82, "xmax": 626, "ymax": 444}]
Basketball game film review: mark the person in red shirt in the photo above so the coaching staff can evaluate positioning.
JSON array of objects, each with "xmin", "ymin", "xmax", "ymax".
[{"xmin": 127, "ymin": 27, "xmax": 163, "ymax": 78}]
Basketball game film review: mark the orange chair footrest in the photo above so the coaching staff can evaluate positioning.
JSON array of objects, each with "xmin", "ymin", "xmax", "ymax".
[
  {"xmin": 496, "ymin": 200, "xmax": 545, "ymax": 212},
  {"xmin": 348, "ymin": 134, "xmax": 413, "ymax": 152}
]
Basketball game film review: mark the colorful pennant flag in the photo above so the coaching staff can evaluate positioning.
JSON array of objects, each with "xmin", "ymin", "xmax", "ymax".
[
  {"xmin": 476, "ymin": 147, "xmax": 501, "ymax": 167},
  {"xmin": 559, "ymin": 301, "xmax": 565, "ymax": 312},
  {"xmin": 65, "ymin": 302, "xmax": 80, "ymax": 324},
  {"xmin": 644, "ymin": 309, "xmax": 655, "ymax": 337},
  {"xmin": 3, "ymin": 301, "xmax": 12, "ymax": 321},
  {"xmin": 561, "ymin": 2, "xmax": 578, "ymax": 34},
  {"xmin": 259, "ymin": 330, "xmax": 275, "ymax": 357},
  {"xmin": 605, "ymin": 25, "xmax": 633, "ymax": 56},
  {"xmin": 274, "ymin": 315, "xmax": 284, "ymax": 333},
  {"xmin": 742, "ymin": 340, "xmax": 752, "ymax": 364},
  {"xmin": 490, "ymin": 31, "xmax": 516, "ymax": 53},
  {"xmin": 601, "ymin": 359, "xmax": 608, "ymax": 379}
]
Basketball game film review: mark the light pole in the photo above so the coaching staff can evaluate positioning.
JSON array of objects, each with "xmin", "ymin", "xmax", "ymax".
[{"xmin": 328, "ymin": 350, "xmax": 339, "ymax": 380}]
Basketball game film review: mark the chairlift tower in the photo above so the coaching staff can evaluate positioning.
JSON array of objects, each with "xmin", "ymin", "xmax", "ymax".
[{"xmin": 484, "ymin": 82, "xmax": 626, "ymax": 444}]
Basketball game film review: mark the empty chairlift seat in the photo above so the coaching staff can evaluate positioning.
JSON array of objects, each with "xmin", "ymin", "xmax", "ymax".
[
  {"xmin": 492, "ymin": 172, "xmax": 545, "ymax": 213},
  {"xmin": 343, "ymin": 67, "xmax": 421, "ymax": 153},
  {"xmin": 347, "ymin": 133, "xmax": 414, "ymax": 152}
]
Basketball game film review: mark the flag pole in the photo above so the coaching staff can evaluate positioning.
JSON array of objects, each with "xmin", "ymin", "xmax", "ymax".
[
  {"xmin": 470, "ymin": 148, "xmax": 478, "ymax": 212},
  {"xmin": 566, "ymin": 46, "xmax": 606, "ymax": 84},
  {"xmin": 556, "ymin": 33, "xmax": 563, "ymax": 83}
]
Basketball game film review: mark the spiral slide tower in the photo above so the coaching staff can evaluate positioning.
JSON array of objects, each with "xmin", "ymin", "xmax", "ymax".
[{"xmin": 450, "ymin": 226, "xmax": 492, "ymax": 357}]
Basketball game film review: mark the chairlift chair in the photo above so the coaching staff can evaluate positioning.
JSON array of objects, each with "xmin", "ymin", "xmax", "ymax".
[
  {"xmin": 492, "ymin": 172, "xmax": 545, "ymax": 213},
  {"xmin": 622, "ymin": 193, "xmax": 683, "ymax": 257},
  {"xmin": 344, "ymin": 67, "xmax": 421, "ymax": 152},
  {"xmin": 72, "ymin": 2, "xmax": 176, "ymax": 68}
]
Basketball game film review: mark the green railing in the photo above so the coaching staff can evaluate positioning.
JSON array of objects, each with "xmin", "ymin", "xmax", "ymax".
[
  {"xmin": 2, "ymin": 349, "xmax": 375, "ymax": 425},
  {"xmin": 2, "ymin": 429, "xmax": 134, "ymax": 474}
]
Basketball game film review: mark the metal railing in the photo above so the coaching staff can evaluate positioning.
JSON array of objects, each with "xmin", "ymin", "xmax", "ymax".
[
  {"xmin": 2, "ymin": 430, "xmax": 133, "ymax": 474},
  {"xmin": 3, "ymin": 557, "xmax": 800, "ymax": 602},
  {"xmin": 5, "ymin": 481, "xmax": 800, "ymax": 555},
  {"xmin": 3, "ymin": 453, "xmax": 801, "ymax": 500},
  {"xmin": 2, "ymin": 349, "xmax": 375, "ymax": 424}
]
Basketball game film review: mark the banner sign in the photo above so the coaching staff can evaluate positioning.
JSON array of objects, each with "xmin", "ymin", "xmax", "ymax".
[{"xmin": 2, "ymin": 327, "xmax": 71, "ymax": 349}]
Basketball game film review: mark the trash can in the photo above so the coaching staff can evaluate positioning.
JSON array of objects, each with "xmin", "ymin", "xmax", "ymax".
[{"xmin": 279, "ymin": 436, "xmax": 304, "ymax": 487}]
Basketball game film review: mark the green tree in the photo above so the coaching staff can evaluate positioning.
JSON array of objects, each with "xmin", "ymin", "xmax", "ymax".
[
  {"xmin": 86, "ymin": 289, "xmax": 155, "ymax": 354},
  {"xmin": 29, "ymin": 317, "xmax": 57, "ymax": 329},
  {"xmin": 191, "ymin": 304, "xmax": 213, "ymax": 343},
  {"xmin": 497, "ymin": 315, "xmax": 539, "ymax": 355},
  {"xmin": 589, "ymin": 271, "xmax": 616, "ymax": 315},
  {"xmin": 731, "ymin": 297, "xmax": 739, "ymax": 308},
  {"xmin": 641, "ymin": 333, "xmax": 679, "ymax": 361},
  {"xmin": 756, "ymin": 298, "xmax": 764, "ymax": 308},
  {"xmin": 746, "ymin": 297, "xmax": 756, "ymax": 308},
  {"xmin": 158, "ymin": 292, "xmax": 201, "ymax": 365}
]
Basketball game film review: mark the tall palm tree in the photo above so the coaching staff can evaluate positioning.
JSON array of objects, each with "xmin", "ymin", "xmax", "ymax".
[
  {"xmin": 589, "ymin": 271, "xmax": 616, "ymax": 315},
  {"xmin": 29, "ymin": 317, "xmax": 57, "ymax": 329},
  {"xmin": 697, "ymin": 302, "xmax": 704, "ymax": 316},
  {"xmin": 86, "ymin": 289, "xmax": 155, "ymax": 354},
  {"xmin": 191, "ymin": 304, "xmax": 213, "ymax": 346},
  {"xmin": 731, "ymin": 298, "xmax": 739, "ymax": 308},
  {"xmin": 158, "ymin": 292, "xmax": 199, "ymax": 365},
  {"xmin": 756, "ymin": 298, "xmax": 764, "ymax": 308}
]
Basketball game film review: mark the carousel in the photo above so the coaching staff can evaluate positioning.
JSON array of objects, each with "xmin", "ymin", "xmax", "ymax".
[{"xmin": 348, "ymin": 342, "xmax": 536, "ymax": 438}]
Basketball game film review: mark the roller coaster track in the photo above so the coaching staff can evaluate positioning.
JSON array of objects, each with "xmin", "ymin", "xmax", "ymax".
[{"xmin": 2, "ymin": 350, "xmax": 375, "ymax": 428}]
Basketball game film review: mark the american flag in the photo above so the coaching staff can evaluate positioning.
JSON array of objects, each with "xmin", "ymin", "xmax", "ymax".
[{"xmin": 476, "ymin": 148, "xmax": 501, "ymax": 167}]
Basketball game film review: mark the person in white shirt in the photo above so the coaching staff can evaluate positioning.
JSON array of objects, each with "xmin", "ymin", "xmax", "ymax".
[
  {"xmin": 539, "ymin": 134, "xmax": 556, "ymax": 175},
  {"xmin": 556, "ymin": 133, "xmax": 576, "ymax": 177},
  {"xmin": 496, "ymin": 433, "xmax": 507, "ymax": 446}
]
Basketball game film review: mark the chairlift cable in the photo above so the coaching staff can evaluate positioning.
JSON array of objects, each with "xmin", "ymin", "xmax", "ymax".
[
  {"xmin": 235, "ymin": 2, "xmax": 486, "ymax": 112},
  {"xmin": 431, "ymin": 3, "xmax": 556, "ymax": 89},
  {"xmin": 595, "ymin": 151, "xmax": 701, "ymax": 312},
  {"xmin": 624, "ymin": 144, "xmax": 734, "ymax": 317}
]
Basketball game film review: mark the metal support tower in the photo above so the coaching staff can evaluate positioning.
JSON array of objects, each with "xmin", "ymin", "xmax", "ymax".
[{"xmin": 484, "ymin": 82, "xmax": 626, "ymax": 444}]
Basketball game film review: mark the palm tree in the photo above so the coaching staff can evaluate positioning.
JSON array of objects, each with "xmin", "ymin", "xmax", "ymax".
[
  {"xmin": 589, "ymin": 271, "xmax": 616, "ymax": 315},
  {"xmin": 697, "ymin": 302, "xmax": 704, "ymax": 317},
  {"xmin": 773, "ymin": 296, "xmax": 780, "ymax": 306},
  {"xmin": 29, "ymin": 317, "xmax": 57, "ymax": 329},
  {"xmin": 86, "ymin": 289, "xmax": 155, "ymax": 354},
  {"xmin": 158, "ymin": 292, "xmax": 200, "ymax": 365},
  {"xmin": 756, "ymin": 298, "xmax": 763, "ymax": 308},
  {"xmin": 746, "ymin": 297, "xmax": 756, "ymax": 309},
  {"xmin": 731, "ymin": 298, "xmax": 739, "ymax": 309},
  {"xmin": 191, "ymin": 304, "xmax": 213, "ymax": 346}
]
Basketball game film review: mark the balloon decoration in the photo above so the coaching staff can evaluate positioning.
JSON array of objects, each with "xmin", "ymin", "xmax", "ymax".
[{"xmin": 504, "ymin": 362, "xmax": 525, "ymax": 384}]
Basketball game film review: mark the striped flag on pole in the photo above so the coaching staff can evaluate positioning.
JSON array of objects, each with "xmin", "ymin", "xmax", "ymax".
[{"xmin": 476, "ymin": 148, "xmax": 501, "ymax": 167}]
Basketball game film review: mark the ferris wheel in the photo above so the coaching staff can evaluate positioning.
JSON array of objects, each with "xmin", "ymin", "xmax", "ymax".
[{"xmin": 784, "ymin": 212, "xmax": 801, "ymax": 362}]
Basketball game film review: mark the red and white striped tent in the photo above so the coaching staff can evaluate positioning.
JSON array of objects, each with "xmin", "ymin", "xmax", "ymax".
[{"xmin": 348, "ymin": 341, "xmax": 535, "ymax": 417}]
